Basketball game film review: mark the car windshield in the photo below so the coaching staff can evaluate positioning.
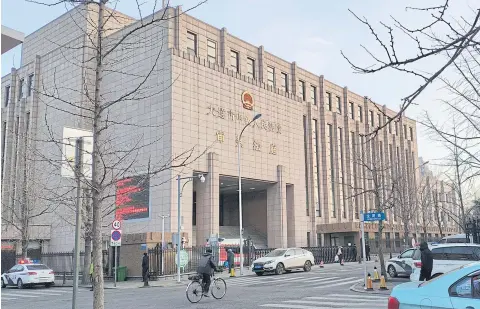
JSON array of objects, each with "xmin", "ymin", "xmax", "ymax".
[
  {"xmin": 265, "ymin": 249, "xmax": 287, "ymax": 257},
  {"xmin": 26, "ymin": 265, "xmax": 49, "ymax": 270}
]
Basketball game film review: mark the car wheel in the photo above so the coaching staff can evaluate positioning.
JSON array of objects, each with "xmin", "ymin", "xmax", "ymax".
[
  {"xmin": 17, "ymin": 279, "xmax": 24, "ymax": 289},
  {"xmin": 275, "ymin": 263, "xmax": 284, "ymax": 275},
  {"xmin": 255, "ymin": 272, "xmax": 264, "ymax": 276},
  {"xmin": 303, "ymin": 261, "xmax": 312, "ymax": 272},
  {"xmin": 1, "ymin": 278, "xmax": 6, "ymax": 288},
  {"xmin": 388, "ymin": 265, "xmax": 397, "ymax": 278}
]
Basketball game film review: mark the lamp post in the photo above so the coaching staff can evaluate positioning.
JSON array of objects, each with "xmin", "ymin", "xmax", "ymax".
[
  {"xmin": 238, "ymin": 113, "xmax": 262, "ymax": 276},
  {"xmin": 176, "ymin": 174, "xmax": 205, "ymax": 283},
  {"xmin": 159, "ymin": 214, "xmax": 169, "ymax": 275}
]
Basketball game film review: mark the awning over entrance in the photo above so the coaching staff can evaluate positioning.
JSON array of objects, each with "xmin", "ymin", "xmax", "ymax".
[{"xmin": 1, "ymin": 26, "xmax": 24, "ymax": 54}]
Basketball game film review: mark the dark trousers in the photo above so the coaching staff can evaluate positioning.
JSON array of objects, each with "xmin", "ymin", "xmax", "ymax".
[
  {"xmin": 419, "ymin": 269, "xmax": 432, "ymax": 281},
  {"xmin": 90, "ymin": 274, "xmax": 93, "ymax": 291},
  {"xmin": 202, "ymin": 273, "xmax": 211, "ymax": 293},
  {"xmin": 366, "ymin": 253, "xmax": 371, "ymax": 261},
  {"xmin": 142, "ymin": 268, "xmax": 148, "ymax": 282}
]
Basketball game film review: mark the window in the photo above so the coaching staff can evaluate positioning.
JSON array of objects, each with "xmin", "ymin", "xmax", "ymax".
[
  {"xmin": 349, "ymin": 102, "xmax": 354, "ymax": 120},
  {"xmin": 328, "ymin": 124, "xmax": 336, "ymax": 218},
  {"xmin": 299, "ymin": 80, "xmax": 306, "ymax": 100},
  {"xmin": 386, "ymin": 233, "xmax": 391, "ymax": 248},
  {"xmin": 313, "ymin": 119, "xmax": 321, "ymax": 217},
  {"xmin": 449, "ymin": 274, "xmax": 480, "ymax": 298},
  {"xmin": 306, "ymin": 232, "xmax": 311, "ymax": 247},
  {"xmin": 338, "ymin": 127, "xmax": 346, "ymax": 218},
  {"xmin": 267, "ymin": 66, "xmax": 275, "ymax": 88},
  {"xmin": 1, "ymin": 121, "xmax": 6, "ymax": 172},
  {"xmin": 310, "ymin": 85, "xmax": 317, "ymax": 105},
  {"xmin": 399, "ymin": 249, "xmax": 414, "ymax": 259},
  {"xmin": 230, "ymin": 50, "xmax": 239, "ymax": 72},
  {"xmin": 377, "ymin": 113, "xmax": 381, "ymax": 127},
  {"xmin": 404, "ymin": 125, "xmax": 407, "ymax": 137},
  {"xmin": 280, "ymin": 72, "xmax": 288, "ymax": 92},
  {"xmin": 303, "ymin": 116, "xmax": 309, "ymax": 216},
  {"xmin": 395, "ymin": 121, "xmax": 398, "ymax": 135},
  {"xmin": 27, "ymin": 74, "xmax": 34, "ymax": 97},
  {"xmin": 186, "ymin": 31, "xmax": 197, "ymax": 55},
  {"xmin": 388, "ymin": 117, "xmax": 392, "ymax": 133},
  {"xmin": 326, "ymin": 92, "xmax": 332, "ymax": 111},
  {"xmin": 370, "ymin": 111, "xmax": 374, "ymax": 127},
  {"xmin": 18, "ymin": 79, "xmax": 24, "ymax": 100},
  {"xmin": 192, "ymin": 191, "xmax": 196, "ymax": 225},
  {"xmin": 336, "ymin": 96, "xmax": 341, "ymax": 114},
  {"xmin": 4, "ymin": 86, "xmax": 10, "ymax": 106},
  {"xmin": 410, "ymin": 127, "xmax": 414, "ymax": 141},
  {"xmin": 207, "ymin": 40, "xmax": 216, "ymax": 63},
  {"xmin": 358, "ymin": 105, "xmax": 363, "ymax": 122},
  {"xmin": 246, "ymin": 57, "xmax": 255, "ymax": 80}
]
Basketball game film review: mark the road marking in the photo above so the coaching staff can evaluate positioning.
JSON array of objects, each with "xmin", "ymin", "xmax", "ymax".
[
  {"xmin": 12, "ymin": 290, "xmax": 66, "ymax": 296},
  {"xmin": 230, "ymin": 276, "xmax": 307, "ymax": 286},
  {"xmin": 274, "ymin": 276, "xmax": 341, "ymax": 287},
  {"xmin": 1, "ymin": 293, "xmax": 38, "ymax": 298},
  {"xmin": 314, "ymin": 278, "xmax": 363, "ymax": 288},
  {"xmin": 323, "ymin": 293, "xmax": 387, "ymax": 300},
  {"xmin": 260, "ymin": 304, "xmax": 323, "ymax": 309},
  {"xmin": 1, "ymin": 297, "xmax": 17, "ymax": 300},
  {"xmin": 310, "ymin": 277, "xmax": 360, "ymax": 287}
]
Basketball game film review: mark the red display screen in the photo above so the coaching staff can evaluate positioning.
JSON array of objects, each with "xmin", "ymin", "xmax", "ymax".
[{"xmin": 115, "ymin": 175, "xmax": 150, "ymax": 220}]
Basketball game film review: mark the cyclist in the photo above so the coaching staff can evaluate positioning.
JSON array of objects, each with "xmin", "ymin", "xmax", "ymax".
[{"xmin": 197, "ymin": 248, "xmax": 216, "ymax": 297}]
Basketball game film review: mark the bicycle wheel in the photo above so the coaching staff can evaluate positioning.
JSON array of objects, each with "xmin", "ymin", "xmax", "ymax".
[
  {"xmin": 211, "ymin": 278, "xmax": 227, "ymax": 299},
  {"xmin": 186, "ymin": 281, "xmax": 203, "ymax": 303}
]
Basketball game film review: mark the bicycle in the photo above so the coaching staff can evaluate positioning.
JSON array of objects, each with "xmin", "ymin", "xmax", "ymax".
[{"xmin": 185, "ymin": 272, "xmax": 227, "ymax": 303}]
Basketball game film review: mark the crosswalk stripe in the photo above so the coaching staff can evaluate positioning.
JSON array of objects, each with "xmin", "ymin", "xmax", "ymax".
[
  {"xmin": 298, "ymin": 276, "xmax": 340, "ymax": 283},
  {"xmin": 12, "ymin": 291, "xmax": 66, "ymax": 296},
  {"xmin": 320, "ymin": 294, "xmax": 387, "ymax": 300},
  {"xmin": 1, "ymin": 297, "xmax": 17, "ymax": 300},
  {"xmin": 274, "ymin": 276, "xmax": 340, "ymax": 287},
  {"xmin": 230, "ymin": 276, "xmax": 307, "ymax": 286},
  {"xmin": 313, "ymin": 278, "xmax": 362, "ymax": 288},
  {"xmin": 285, "ymin": 299, "xmax": 385, "ymax": 306},
  {"xmin": 309, "ymin": 277, "xmax": 358, "ymax": 287},
  {"xmin": 290, "ymin": 298, "xmax": 386, "ymax": 304},
  {"xmin": 260, "ymin": 304, "xmax": 324, "ymax": 309},
  {"xmin": 1, "ymin": 293, "xmax": 38, "ymax": 298}
]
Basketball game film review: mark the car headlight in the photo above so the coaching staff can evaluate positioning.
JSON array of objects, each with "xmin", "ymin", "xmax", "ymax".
[{"xmin": 264, "ymin": 260, "xmax": 275, "ymax": 265}]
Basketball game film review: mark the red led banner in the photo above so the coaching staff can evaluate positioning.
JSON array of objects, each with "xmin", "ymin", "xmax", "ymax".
[{"xmin": 115, "ymin": 174, "xmax": 150, "ymax": 220}]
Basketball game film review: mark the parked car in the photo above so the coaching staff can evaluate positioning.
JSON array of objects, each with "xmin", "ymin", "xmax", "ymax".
[
  {"xmin": 388, "ymin": 262, "xmax": 480, "ymax": 309},
  {"xmin": 1, "ymin": 263, "xmax": 55, "ymax": 289},
  {"xmin": 251, "ymin": 248, "xmax": 314, "ymax": 276},
  {"xmin": 387, "ymin": 247, "xmax": 420, "ymax": 278},
  {"xmin": 410, "ymin": 243, "xmax": 480, "ymax": 282}
]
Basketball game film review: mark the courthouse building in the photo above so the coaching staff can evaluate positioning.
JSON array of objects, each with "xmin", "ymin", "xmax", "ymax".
[{"xmin": 1, "ymin": 4, "xmax": 458, "ymax": 255}]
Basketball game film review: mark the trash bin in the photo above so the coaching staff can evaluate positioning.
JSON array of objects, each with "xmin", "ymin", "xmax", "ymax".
[{"xmin": 116, "ymin": 266, "xmax": 127, "ymax": 281}]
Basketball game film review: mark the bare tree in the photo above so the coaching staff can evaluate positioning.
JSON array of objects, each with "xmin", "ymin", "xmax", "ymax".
[
  {"xmin": 417, "ymin": 176, "xmax": 433, "ymax": 239},
  {"xmin": 21, "ymin": 1, "xmax": 207, "ymax": 308},
  {"xmin": 342, "ymin": 1, "xmax": 480, "ymax": 135}
]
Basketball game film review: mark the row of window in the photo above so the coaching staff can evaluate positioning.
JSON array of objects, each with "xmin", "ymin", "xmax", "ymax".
[{"xmin": 3, "ymin": 74, "xmax": 34, "ymax": 107}]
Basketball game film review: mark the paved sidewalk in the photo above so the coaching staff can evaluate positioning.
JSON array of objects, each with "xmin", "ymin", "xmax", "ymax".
[{"xmin": 350, "ymin": 277, "xmax": 408, "ymax": 295}]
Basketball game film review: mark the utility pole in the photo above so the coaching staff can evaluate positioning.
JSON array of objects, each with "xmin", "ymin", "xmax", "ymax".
[{"xmin": 72, "ymin": 137, "xmax": 83, "ymax": 309}]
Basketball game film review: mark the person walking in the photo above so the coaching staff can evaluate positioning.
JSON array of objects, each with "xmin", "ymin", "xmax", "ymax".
[
  {"xmin": 197, "ymin": 248, "xmax": 216, "ymax": 297},
  {"xmin": 352, "ymin": 244, "xmax": 357, "ymax": 262},
  {"xmin": 142, "ymin": 252, "xmax": 149, "ymax": 284},
  {"xmin": 227, "ymin": 249, "xmax": 235, "ymax": 276},
  {"xmin": 419, "ymin": 242, "xmax": 433, "ymax": 281},
  {"xmin": 337, "ymin": 246, "xmax": 344, "ymax": 265},
  {"xmin": 366, "ymin": 243, "xmax": 371, "ymax": 261}
]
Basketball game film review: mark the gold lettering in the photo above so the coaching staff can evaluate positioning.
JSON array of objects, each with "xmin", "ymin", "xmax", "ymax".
[
  {"xmin": 269, "ymin": 144, "xmax": 277, "ymax": 155},
  {"xmin": 216, "ymin": 131, "xmax": 225, "ymax": 143},
  {"xmin": 253, "ymin": 140, "xmax": 261, "ymax": 151}
]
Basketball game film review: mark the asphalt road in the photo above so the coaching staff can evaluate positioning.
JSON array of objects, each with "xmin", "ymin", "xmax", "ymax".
[{"xmin": 1, "ymin": 263, "xmax": 409, "ymax": 309}]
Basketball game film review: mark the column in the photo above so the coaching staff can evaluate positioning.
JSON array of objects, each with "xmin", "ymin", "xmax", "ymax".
[
  {"xmin": 267, "ymin": 165, "xmax": 287, "ymax": 248},
  {"xmin": 196, "ymin": 152, "xmax": 219, "ymax": 245},
  {"xmin": 257, "ymin": 45, "xmax": 264, "ymax": 83},
  {"xmin": 220, "ymin": 28, "xmax": 228, "ymax": 68}
]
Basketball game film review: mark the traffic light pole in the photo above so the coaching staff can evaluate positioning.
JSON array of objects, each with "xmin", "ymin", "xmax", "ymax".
[{"xmin": 72, "ymin": 138, "xmax": 83, "ymax": 309}]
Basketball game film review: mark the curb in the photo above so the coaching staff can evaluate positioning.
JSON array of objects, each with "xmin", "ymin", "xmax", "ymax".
[{"xmin": 349, "ymin": 282, "xmax": 391, "ymax": 295}]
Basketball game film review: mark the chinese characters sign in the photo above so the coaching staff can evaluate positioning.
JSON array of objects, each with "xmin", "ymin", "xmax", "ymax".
[
  {"xmin": 363, "ymin": 212, "xmax": 386, "ymax": 222},
  {"xmin": 206, "ymin": 105, "xmax": 281, "ymax": 134},
  {"xmin": 115, "ymin": 175, "xmax": 150, "ymax": 220}
]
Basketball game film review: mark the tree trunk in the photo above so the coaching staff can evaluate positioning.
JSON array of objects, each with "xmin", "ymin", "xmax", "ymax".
[
  {"xmin": 92, "ymin": 2, "xmax": 105, "ymax": 308},
  {"xmin": 82, "ymin": 190, "xmax": 93, "ymax": 285},
  {"xmin": 378, "ymin": 221, "xmax": 386, "ymax": 277},
  {"xmin": 403, "ymin": 222, "xmax": 409, "ymax": 250}
]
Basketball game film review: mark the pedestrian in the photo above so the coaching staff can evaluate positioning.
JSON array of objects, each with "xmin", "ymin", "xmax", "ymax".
[
  {"xmin": 352, "ymin": 244, "xmax": 357, "ymax": 262},
  {"xmin": 142, "ymin": 252, "xmax": 149, "ymax": 283},
  {"xmin": 366, "ymin": 243, "xmax": 371, "ymax": 261},
  {"xmin": 89, "ymin": 259, "xmax": 94, "ymax": 291},
  {"xmin": 227, "ymin": 249, "xmax": 235, "ymax": 276},
  {"xmin": 337, "ymin": 246, "xmax": 343, "ymax": 265},
  {"xmin": 419, "ymin": 242, "xmax": 433, "ymax": 281},
  {"xmin": 197, "ymin": 248, "xmax": 216, "ymax": 297}
]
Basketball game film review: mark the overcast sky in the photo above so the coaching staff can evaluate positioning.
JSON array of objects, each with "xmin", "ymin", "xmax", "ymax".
[{"xmin": 2, "ymin": 0, "xmax": 477, "ymax": 181}]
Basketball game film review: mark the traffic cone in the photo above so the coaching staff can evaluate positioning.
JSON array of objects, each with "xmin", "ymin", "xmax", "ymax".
[
  {"xmin": 366, "ymin": 274, "xmax": 373, "ymax": 291},
  {"xmin": 379, "ymin": 275, "xmax": 388, "ymax": 290},
  {"xmin": 230, "ymin": 268, "xmax": 236, "ymax": 277},
  {"xmin": 373, "ymin": 266, "xmax": 380, "ymax": 282},
  {"xmin": 319, "ymin": 260, "xmax": 324, "ymax": 268}
]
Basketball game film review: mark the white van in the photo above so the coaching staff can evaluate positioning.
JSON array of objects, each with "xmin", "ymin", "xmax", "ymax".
[
  {"xmin": 410, "ymin": 243, "xmax": 480, "ymax": 281},
  {"xmin": 440, "ymin": 234, "xmax": 474, "ymax": 244}
]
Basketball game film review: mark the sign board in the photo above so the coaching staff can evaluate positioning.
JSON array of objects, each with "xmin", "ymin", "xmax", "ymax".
[
  {"xmin": 112, "ymin": 220, "xmax": 121, "ymax": 230},
  {"xmin": 175, "ymin": 250, "xmax": 189, "ymax": 267},
  {"xmin": 115, "ymin": 174, "xmax": 150, "ymax": 220},
  {"xmin": 110, "ymin": 229, "xmax": 122, "ymax": 247},
  {"xmin": 140, "ymin": 244, "xmax": 147, "ymax": 250},
  {"xmin": 363, "ymin": 212, "xmax": 386, "ymax": 222},
  {"xmin": 61, "ymin": 127, "xmax": 93, "ymax": 179}
]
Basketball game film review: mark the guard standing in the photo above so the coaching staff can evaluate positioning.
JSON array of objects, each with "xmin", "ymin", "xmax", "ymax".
[{"xmin": 142, "ymin": 252, "xmax": 149, "ymax": 284}]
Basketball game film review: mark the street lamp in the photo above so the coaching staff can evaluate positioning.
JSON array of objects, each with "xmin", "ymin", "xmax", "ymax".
[
  {"xmin": 238, "ymin": 113, "xmax": 262, "ymax": 275},
  {"xmin": 176, "ymin": 173, "xmax": 205, "ymax": 283},
  {"xmin": 158, "ymin": 214, "xmax": 170, "ymax": 275}
]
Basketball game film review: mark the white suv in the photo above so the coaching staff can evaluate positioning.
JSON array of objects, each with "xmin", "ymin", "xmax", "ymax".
[
  {"xmin": 410, "ymin": 243, "xmax": 480, "ymax": 281},
  {"xmin": 251, "ymin": 248, "xmax": 315, "ymax": 276}
]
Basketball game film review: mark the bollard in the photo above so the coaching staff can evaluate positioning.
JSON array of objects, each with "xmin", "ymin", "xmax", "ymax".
[
  {"xmin": 319, "ymin": 260, "xmax": 324, "ymax": 268},
  {"xmin": 230, "ymin": 268, "xmax": 236, "ymax": 277},
  {"xmin": 373, "ymin": 266, "xmax": 380, "ymax": 282},
  {"xmin": 63, "ymin": 272, "xmax": 66, "ymax": 285},
  {"xmin": 366, "ymin": 274, "xmax": 373, "ymax": 291},
  {"xmin": 379, "ymin": 275, "xmax": 388, "ymax": 290}
]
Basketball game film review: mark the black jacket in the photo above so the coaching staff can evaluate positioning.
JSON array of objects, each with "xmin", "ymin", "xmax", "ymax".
[
  {"xmin": 197, "ymin": 253, "xmax": 216, "ymax": 275},
  {"xmin": 227, "ymin": 251, "xmax": 234, "ymax": 265},
  {"xmin": 142, "ymin": 254, "xmax": 149, "ymax": 270},
  {"xmin": 420, "ymin": 243, "xmax": 433, "ymax": 271}
]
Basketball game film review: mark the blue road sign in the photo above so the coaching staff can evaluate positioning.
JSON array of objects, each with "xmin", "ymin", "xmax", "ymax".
[
  {"xmin": 112, "ymin": 230, "xmax": 121, "ymax": 241},
  {"xmin": 363, "ymin": 212, "xmax": 386, "ymax": 222}
]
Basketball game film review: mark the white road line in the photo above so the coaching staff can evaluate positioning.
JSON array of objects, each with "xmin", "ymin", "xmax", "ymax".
[
  {"xmin": 260, "ymin": 304, "xmax": 324, "ymax": 309},
  {"xmin": 309, "ymin": 277, "xmax": 358, "ymax": 287},
  {"xmin": 290, "ymin": 298, "xmax": 386, "ymax": 304},
  {"xmin": 274, "ymin": 276, "xmax": 341, "ymax": 287},
  {"xmin": 1, "ymin": 297, "xmax": 17, "ymax": 300},
  {"xmin": 1, "ymin": 293, "xmax": 39, "ymax": 298},
  {"xmin": 13, "ymin": 291, "xmax": 66, "ymax": 296},
  {"xmin": 322, "ymin": 293, "xmax": 387, "ymax": 300},
  {"xmin": 285, "ymin": 299, "xmax": 386, "ymax": 305},
  {"xmin": 313, "ymin": 278, "xmax": 362, "ymax": 288},
  {"xmin": 230, "ymin": 276, "xmax": 307, "ymax": 286}
]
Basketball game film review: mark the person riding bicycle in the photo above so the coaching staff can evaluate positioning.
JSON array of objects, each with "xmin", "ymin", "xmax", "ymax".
[{"xmin": 197, "ymin": 248, "xmax": 216, "ymax": 296}]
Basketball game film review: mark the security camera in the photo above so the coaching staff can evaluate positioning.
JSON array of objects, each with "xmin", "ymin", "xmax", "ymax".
[{"xmin": 199, "ymin": 174, "xmax": 206, "ymax": 183}]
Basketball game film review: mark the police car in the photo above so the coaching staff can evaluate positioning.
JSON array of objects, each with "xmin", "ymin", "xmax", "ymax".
[
  {"xmin": 1, "ymin": 260, "xmax": 55, "ymax": 289},
  {"xmin": 387, "ymin": 247, "xmax": 420, "ymax": 278}
]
